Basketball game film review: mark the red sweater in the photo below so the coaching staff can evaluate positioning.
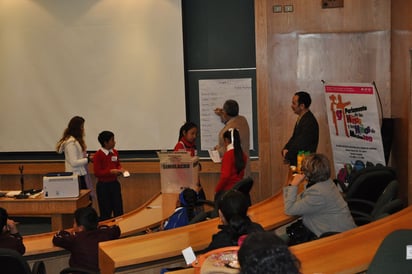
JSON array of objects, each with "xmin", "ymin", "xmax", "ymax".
[
  {"xmin": 93, "ymin": 148, "xmax": 121, "ymax": 182},
  {"xmin": 174, "ymin": 137, "xmax": 197, "ymax": 156},
  {"xmin": 215, "ymin": 149, "xmax": 247, "ymax": 193}
]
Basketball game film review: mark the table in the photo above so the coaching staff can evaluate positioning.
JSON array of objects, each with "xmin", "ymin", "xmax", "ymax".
[{"xmin": 0, "ymin": 189, "xmax": 91, "ymax": 230}]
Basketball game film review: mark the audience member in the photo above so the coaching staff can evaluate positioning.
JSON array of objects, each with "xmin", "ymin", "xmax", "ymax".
[
  {"xmin": 203, "ymin": 190, "xmax": 263, "ymax": 252},
  {"xmin": 52, "ymin": 207, "xmax": 120, "ymax": 272},
  {"xmin": 238, "ymin": 231, "xmax": 301, "ymax": 274},
  {"xmin": 162, "ymin": 188, "xmax": 199, "ymax": 230},
  {"xmin": 0, "ymin": 207, "xmax": 25, "ymax": 255},
  {"xmin": 283, "ymin": 153, "xmax": 356, "ymax": 245},
  {"xmin": 282, "ymin": 91, "xmax": 319, "ymax": 166}
]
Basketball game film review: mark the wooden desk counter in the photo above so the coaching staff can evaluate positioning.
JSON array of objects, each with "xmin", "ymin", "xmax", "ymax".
[
  {"xmin": 98, "ymin": 191, "xmax": 295, "ymax": 274},
  {"xmin": 0, "ymin": 189, "xmax": 91, "ymax": 230},
  {"xmin": 291, "ymin": 206, "xmax": 412, "ymax": 274}
]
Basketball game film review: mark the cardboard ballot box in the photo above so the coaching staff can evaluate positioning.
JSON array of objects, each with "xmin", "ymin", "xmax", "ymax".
[{"xmin": 158, "ymin": 151, "xmax": 199, "ymax": 193}]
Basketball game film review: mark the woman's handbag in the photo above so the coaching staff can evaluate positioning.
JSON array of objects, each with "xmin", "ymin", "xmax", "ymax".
[{"xmin": 286, "ymin": 219, "xmax": 317, "ymax": 246}]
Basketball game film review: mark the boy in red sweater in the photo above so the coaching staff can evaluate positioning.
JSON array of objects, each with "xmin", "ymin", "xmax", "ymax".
[{"xmin": 93, "ymin": 131, "xmax": 128, "ymax": 221}]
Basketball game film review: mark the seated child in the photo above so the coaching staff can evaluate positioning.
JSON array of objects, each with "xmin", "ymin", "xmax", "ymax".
[
  {"xmin": 0, "ymin": 207, "xmax": 25, "ymax": 255},
  {"xmin": 52, "ymin": 207, "xmax": 120, "ymax": 272},
  {"xmin": 162, "ymin": 188, "xmax": 199, "ymax": 230}
]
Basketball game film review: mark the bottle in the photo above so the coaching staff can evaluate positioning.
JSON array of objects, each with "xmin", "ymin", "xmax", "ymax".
[{"xmin": 297, "ymin": 151, "xmax": 304, "ymax": 173}]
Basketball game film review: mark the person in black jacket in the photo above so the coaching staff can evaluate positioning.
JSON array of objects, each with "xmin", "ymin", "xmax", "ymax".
[
  {"xmin": 282, "ymin": 91, "xmax": 319, "ymax": 166},
  {"xmin": 0, "ymin": 207, "xmax": 25, "ymax": 255},
  {"xmin": 52, "ymin": 207, "xmax": 120, "ymax": 272},
  {"xmin": 203, "ymin": 190, "xmax": 263, "ymax": 252}
]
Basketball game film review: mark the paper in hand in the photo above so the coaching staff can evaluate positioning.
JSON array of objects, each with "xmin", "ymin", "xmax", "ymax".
[{"xmin": 208, "ymin": 150, "xmax": 221, "ymax": 163}]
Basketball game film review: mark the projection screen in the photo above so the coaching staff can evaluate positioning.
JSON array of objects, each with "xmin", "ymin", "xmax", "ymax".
[{"xmin": 0, "ymin": 0, "xmax": 186, "ymax": 152}]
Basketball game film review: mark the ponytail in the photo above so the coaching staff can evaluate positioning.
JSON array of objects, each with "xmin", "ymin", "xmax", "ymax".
[{"xmin": 230, "ymin": 129, "xmax": 245, "ymax": 174}]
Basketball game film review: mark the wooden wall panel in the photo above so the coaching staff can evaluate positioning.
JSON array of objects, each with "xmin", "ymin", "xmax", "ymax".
[
  {"xmin": 255, "ymin": 0, "xmax": 392, "ymax": 196},
  {"xmin": 391, "ymin": 1, "xmax": 412, "ymax": 203}
]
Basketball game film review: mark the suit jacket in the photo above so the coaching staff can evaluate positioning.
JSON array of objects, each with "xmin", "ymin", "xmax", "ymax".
[
  {"xmin": 283, "ymin": 179, "xmax": 356, "ymax": 237},
  {"xmin": 283, "ymin": 110, "xmax": 319, "ymax": 165}
]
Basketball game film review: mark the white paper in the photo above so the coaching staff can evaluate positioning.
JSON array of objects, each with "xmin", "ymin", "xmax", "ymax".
[
  {"xmin": 406, "ymin": 245, "xmax": 412, "ymax": 260},
  {"xmin": 6, "ymin": 191, "xmax": 22, "ymax": 197},
  {"xmin": 208, "ymin": 150, "xmax": 221, "ymax": 163},
  {"xmin": 199, "ymin": 78, "xmax": 254, "ymax": 151},
  {"xmin": 182, "ymin": 246, "xmax": 197, "ymax": 265},
  {"xmin": 123, "ymin": 171, "xmax": 130, "ymax": 177}
]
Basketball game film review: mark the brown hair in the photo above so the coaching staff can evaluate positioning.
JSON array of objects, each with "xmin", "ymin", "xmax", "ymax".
[{"xmin": 56, "ymin": 116, "xmax": 86, "ymax": 151}]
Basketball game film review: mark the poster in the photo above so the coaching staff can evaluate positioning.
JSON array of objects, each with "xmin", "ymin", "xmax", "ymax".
[
  {"xmin": 324, "ymin": 82, "xmax": 385, "ymax": 176},
  {"xmin": 199, "ymin": 78, "xmax": 254, "ymax": 151}
]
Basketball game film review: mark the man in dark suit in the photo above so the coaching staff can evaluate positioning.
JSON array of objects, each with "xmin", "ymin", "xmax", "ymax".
[{"xmin": 282, "ymin": 91, "xmax": 319, "ymax": 166}]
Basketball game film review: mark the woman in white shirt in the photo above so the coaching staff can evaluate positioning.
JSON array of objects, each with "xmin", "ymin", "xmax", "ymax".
[{"xmin": 56, "ymin": 116, "xmax": 92, "ymax": 193}]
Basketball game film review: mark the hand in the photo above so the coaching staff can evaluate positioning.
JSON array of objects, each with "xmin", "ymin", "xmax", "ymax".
[
  {"xmin": 281, "ymin": 149, "xmax": 288, "ymax": 158},
  {"xmin": 6, "ymin": 219, "xmax": 18, "ymax": 234},
  {"xmin": 288, "ymin": 173, "xmax": 306, "ymax": 186},
  {"xmin": 110, "ymin": 169, "xmax": 124, "ymax": 175},
  {"xmin": 88, "ymin": 153, "xmax": 94, "ymax": 163},
  {"xmin": 214, "ymin": 108, "xmax": 223, "ymax": 116}
]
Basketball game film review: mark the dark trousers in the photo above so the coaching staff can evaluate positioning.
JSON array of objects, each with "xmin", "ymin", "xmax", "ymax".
[
  {"xmin": 96, "ymin": 181, "xmax": 124, "ymax": 221},
  {"xmin": 78, "ymin": 175, "xmax": 87, "ymax": 189}
]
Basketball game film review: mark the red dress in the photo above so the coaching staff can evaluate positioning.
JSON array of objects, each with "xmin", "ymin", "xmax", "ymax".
[{"xmin": 215, "ymin": 148, "xmax": 247, "ymax": 193}]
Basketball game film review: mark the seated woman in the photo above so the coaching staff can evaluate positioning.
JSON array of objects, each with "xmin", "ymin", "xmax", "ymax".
[
  {"xmin": 283, "ymin": 153, "xmax": 356, "ymax": 245},
  {"xmin": 203, "ymin": 190, "xmax": 263, "ymax": 252}
]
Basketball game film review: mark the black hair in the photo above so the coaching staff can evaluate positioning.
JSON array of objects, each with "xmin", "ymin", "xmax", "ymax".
[
  {"xmin": 238, "ymin": 231, "xmax": 301, "ymax": 274},
  {"xmin": 177, "ymin": 122, "xmax": 198, "ymax": 141},
  {"xmin": 223, "ymin": 128, "xmax": 245, "ymax": 174},
  {"xmin": 179, "ymin": 188, "xmax": 198, "ymax": 222},
  {"xmin": 218, "ymin": 190, "xmax": 251, "ymax": 245},
  {"xmin": 98, "ymin": 130, "xmax": 114, "ymax": 147},
  {"xmin": 295, "ymin": 91, "xmax": 312, "ymax": 108},
  {"xmin": 74, "ymin": 207, "xmax": 99, "ymax": 231},
  {"xmin": 223, "ymin": 99, "xmax": 239, "ymax": 117},
  {"xmin": 0, "ymin": 207, "xmax": 8, "ymax": 231}
]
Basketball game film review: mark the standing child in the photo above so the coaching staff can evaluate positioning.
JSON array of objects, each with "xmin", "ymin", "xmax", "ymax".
[
  {"xmin": 174, "ymin": 122, "xmax": 198, "ymax": 156},
  {"xmin": 214, "ymin": 128, "xmax": 247, "ymax": 199},
  {"xmin": 174, "ymin": 122, "xmax": 205, "ymax": 200},
  {"xmin": 93, "ymin": 130, "xmax": 128, "ymax": 221}
]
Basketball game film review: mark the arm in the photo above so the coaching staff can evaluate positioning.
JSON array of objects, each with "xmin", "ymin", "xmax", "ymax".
[
  {"xmin": 174, "ymin": 141, "xmax": 185, "ymax": 152},
  {"xmin": 215, "ymin": 153, "xmax": 232, "ymax": 193},
  {"xmin": 99, "ymin": 224, "xmax": 121, "ymax": 239},
  {"xmin": 52, "ymin": 230, "xmax": 75, "ymax": 250},
  {"xmin": 65, "ymin": 140, "xmax": 88, "ymax": 168},
  {"xmin": 283, "ymin": 176, "xmax": 325, "ymax": 216},
  {"xmin": 6, "ymin": 219, "xmax": 26, "ymax": 255}
]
